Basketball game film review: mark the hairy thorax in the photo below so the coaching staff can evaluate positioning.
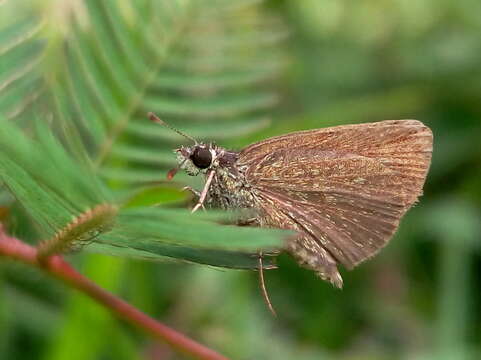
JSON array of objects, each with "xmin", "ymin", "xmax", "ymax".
[
  {"xmin": 207, "ymin": 165, "xmax": 257, "ymax": 210},
  {"xmin": 203, "ymin": 149, "xmax": 258, "ymax": 211}
]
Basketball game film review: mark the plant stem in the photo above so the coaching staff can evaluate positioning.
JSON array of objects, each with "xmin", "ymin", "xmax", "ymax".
[{"xmin": 0, "ymin": 225, "xmax": 229, "ymax": 360}]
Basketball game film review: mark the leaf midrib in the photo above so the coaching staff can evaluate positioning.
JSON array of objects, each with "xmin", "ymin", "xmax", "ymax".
[{"xmin": 93, "ymin": 2, "xmax": 195, "ymax": 170}]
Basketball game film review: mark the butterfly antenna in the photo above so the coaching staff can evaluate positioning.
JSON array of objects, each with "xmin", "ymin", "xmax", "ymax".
[
  {"xmin": 148, "ymin": 112, "xmax": 197, "ymax": 144},
  {"xmin": 258, "ymin": 253, "xmax": 277, "ymax": 317}
]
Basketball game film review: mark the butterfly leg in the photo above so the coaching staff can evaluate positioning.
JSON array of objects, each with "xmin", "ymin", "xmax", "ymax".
[
  {"xmin": 182, "ymin": 186, "xmax": 201, "ymax": 198},
  {"xmin": 183, "ymin": 186, "xmax": 207, "ymax": 211},
  {"xmin": 191, "ymin": 170, "xmax": 215, "ymax": 213},
  {"xmin": 258, "ymin": 252, "xmax": 276, "ymax": 317},
  {"xmin": 237, "ymin": 217, "xmax": 259, "ymax": 226}
]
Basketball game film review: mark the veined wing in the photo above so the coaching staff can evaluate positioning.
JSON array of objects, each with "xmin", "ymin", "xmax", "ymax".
[{"xmin": 239, "ymin": 120, "xmax": 433, "ymax": 279}]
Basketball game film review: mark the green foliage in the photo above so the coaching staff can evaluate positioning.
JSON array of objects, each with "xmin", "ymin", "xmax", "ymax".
[
  {"xmin": 0, "ymin": 0, "xmax": 288, "ymax": 356},
  {"xmin": 0, "ymin": 117, "xmax": 284, "ymax": 266},
  {"xmin": 1, "ymin": 0, "xmax": 481, "ymax": 359},
  {"xmin": 49, "ymin": 0, "xmax": 285, "ymax": 191},
  {"xmin": 0, "ymin": 8, "xmax": 45, "ymax": 123},
  {"xmin": 0, "ymin": 0, "xmax": 287, "ymax": 260},
  {"xmin": 0, "ymin": 120, "xmax": 109, "ymax": 236}
]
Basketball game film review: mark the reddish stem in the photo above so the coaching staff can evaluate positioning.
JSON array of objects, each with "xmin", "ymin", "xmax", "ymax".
[{"xmin": 0, "ymin": 226, "xmax": 229, "ymax": 360}]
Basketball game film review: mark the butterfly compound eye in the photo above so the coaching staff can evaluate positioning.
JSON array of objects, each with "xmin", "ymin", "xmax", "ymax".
[{"xmin": 191, "ymin": 147, "xmax": 212, "ymax": 169}]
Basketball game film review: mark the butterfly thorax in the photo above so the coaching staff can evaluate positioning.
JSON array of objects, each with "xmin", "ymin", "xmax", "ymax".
[
  {"xmin": 206, "ymin": 150, "xmax": 257, "ymax": 210},
  {"xmin": 174, "ymin": 143, "xmax": 258, "ymax": 211}
]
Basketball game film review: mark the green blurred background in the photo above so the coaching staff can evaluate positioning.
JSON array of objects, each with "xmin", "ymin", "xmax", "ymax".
[{"xmin": 1, "ymin": 0, "xmax": 481, "ymax": 359}]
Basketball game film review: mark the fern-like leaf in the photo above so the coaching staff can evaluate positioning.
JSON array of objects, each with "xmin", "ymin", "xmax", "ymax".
[
  {"xmin": 49, "ymin": 0, "xmax": 286, "ymax": 192},
  {"xmin": 0, "ymin": 118, "xmax": 286, "ymax": 268}
]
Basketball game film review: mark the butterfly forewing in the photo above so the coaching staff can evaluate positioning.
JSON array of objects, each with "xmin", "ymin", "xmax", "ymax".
[{"xmin": 238, "ymin": 120, "xmax": 433, "ymax": 287}]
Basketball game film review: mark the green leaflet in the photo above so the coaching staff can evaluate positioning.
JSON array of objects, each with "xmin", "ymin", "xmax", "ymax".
[
  {"xmin": 110, "ymin": 207, "xmax": 287, "ymax": 251},
  {"xmin": 0, "ymin": 15, "xmax": 45, "ymax": 121},
  {"xmin": 87, "ymin": 242, "xmax": 278, "ymax": 270},
  {"xmin": 0, "ymin": 119, "xmax": 109, "ymax": 238}
]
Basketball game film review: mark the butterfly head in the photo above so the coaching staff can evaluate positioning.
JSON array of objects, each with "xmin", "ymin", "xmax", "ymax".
[
  {"xmin": 147, "ymin": 113, "xmax": 224, "ymax": 179},
  {"xmin": 176, "ymin": 144, "xmax": 218, "ymax": 176}
]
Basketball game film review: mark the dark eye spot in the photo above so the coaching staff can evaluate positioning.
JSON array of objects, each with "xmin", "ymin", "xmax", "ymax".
[{"xmin": 191, "ymin": 147, "xmax": 212, "ymax": 169}]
